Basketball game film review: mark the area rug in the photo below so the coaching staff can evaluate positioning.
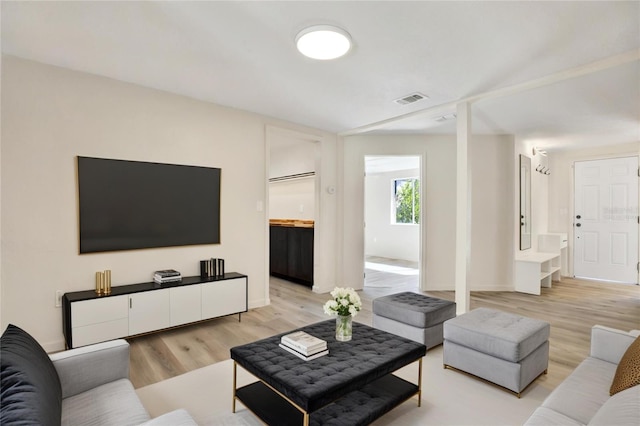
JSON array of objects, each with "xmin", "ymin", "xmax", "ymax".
[{"xmin": 136, "ymin": 345, "xmax": 553, "ymax": 425}]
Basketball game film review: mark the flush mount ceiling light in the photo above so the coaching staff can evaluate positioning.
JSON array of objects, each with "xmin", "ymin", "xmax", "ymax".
[{"xmin": 296, "ymin": 25, "xmax": 352, "ymax": 60}]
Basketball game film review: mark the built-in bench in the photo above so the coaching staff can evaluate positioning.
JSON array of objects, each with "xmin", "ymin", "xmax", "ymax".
[{"xmin": 515, "ymin": 251, "xmax": 561, "ymax": 295}]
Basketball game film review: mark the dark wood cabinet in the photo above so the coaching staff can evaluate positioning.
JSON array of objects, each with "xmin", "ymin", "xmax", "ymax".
[
  {"xmin": 269, "ymin": 226, "xmax": 288, "ymax": 277},
  {"xmin": 270, "ymin": 225, "xmax": 314, "ymax": 286}
]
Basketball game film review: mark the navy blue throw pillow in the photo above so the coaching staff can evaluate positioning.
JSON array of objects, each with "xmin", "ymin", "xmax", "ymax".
[{"xmin": 0, "ymin": 324, "xmax": 62, "ymax": 425}]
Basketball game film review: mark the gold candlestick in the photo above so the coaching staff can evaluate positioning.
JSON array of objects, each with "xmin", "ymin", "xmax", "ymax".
[{"xmin": 95, "ymin": 271, "xmax": 104, "ymax": 295}]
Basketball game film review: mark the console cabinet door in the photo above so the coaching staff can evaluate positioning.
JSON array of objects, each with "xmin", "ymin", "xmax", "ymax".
[
  {"xmin": 129, "ymin": 290, "xmax": 171, "ymax": 335},
  {"xmin": 170, "ymin": 285, "xmax": 202, "ymax": 326},
  {"xmin": 71, "ymin": 295, "xmax": 129, "ymax": 348},
  {"xmin": 201, "ymin": 278, "xmax": 247, "ymax": 320}
]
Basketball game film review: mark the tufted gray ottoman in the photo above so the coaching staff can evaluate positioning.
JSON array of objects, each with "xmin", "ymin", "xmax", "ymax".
[
  {"xmin": 372, "ymin": 292, "xmax": 456, "ymax": 348},
  {"xmin": 443, "ymin": 308, "xmax": 550, "ymax": 397}
]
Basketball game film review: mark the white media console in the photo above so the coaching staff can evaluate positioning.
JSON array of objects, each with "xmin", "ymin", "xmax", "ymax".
[{"xmin": 62, "ymin": 272, "xmax": 247, "ymax": 348}]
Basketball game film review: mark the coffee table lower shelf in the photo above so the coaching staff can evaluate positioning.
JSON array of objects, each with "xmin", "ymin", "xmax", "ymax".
[{"xmin": 234, "ymin": 373, "xmax": 419, "ymax": 426}]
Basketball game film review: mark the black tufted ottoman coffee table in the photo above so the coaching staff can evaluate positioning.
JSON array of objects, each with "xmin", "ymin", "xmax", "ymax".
[{"xmin": 230, "ymin": 320, "xmax": 426, "ymax": 426}]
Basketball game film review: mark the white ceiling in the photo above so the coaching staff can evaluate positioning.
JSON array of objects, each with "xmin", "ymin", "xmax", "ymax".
[{"xmin": 2, "ymin": 1, "xmax": 639, "ymax": 152}]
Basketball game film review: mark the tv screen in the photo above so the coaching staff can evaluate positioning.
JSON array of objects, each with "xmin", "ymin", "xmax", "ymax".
[{"xmin": 77, "ymin": 156, "xmax": 221, "ymax": 253}]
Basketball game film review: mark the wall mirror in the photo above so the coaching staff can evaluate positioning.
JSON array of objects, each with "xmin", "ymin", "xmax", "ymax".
[{"xmin": 519, "ymin": 154, "xmax": 531, "ymax": 250}]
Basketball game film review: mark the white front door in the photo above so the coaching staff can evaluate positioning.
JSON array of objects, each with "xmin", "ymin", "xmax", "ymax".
[{"xmin": 574, "ymin": 156, "xmax": 639, "ymax": 283}]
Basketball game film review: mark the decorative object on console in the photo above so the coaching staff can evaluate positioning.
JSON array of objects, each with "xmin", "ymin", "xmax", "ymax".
[
  {"xmin": 153, "ymin": 269, "xmax": 182, "ymax": 285},
  {"xmin": 199, "ymin": 258, "xmax": 224, "ymax": 278},
  {"xmin": 323, "ymin": 287, "xmax": 361, "ymax": 342},
  {"xmin": 95, "ymin": 269, "xmax": 112, "ymax": 294},
  {"xmin": 200, "ymin": 260, "xmax": 211, "ymax": 278}
]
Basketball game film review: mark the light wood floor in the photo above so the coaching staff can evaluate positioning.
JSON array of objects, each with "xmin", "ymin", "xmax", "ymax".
[
  {"xmin": 128, "ymin": 274, "xmax": 640, "ymax": 390},
  {"xmin": 364, "ymin": 256, "xmax": 419, "ymax": 289}
]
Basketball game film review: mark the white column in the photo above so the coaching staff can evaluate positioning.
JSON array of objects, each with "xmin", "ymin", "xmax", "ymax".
[{"xmin": 455, "ymin": 102, "xmax": 471, "ymax": 314}]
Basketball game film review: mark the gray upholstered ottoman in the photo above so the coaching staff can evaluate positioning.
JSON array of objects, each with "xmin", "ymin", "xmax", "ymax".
[
  {"xmin": 372, "ymin": 292, "xmax": 456, "ymax": 348},
  {"xmin": 443, "ymin": 307, "xmax": 550, "ymax": 397}
]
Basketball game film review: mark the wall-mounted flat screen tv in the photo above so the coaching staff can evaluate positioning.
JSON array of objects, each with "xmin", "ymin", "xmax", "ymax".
[{"xmin": 77, "ymin": 156, "xmax": 221, "ymax": 253}]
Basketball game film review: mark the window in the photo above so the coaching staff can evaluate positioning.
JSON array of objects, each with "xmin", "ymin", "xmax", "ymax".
[{"xmin": 394, "ymin": 178, "xmax": 420, "ymax": 224}]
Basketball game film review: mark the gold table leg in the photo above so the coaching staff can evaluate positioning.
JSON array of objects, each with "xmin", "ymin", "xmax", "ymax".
[
  {"xmin": 232, "ymin": 361, "xmax": 237, "ymax": 413},
  {"xmin": 417, "ymin": 357, "xmax": 423, "ymax": 407}
]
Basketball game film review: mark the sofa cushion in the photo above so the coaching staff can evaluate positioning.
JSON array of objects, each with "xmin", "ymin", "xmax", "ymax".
[
  {"xmin": 589, "ymin": 384, "xmax": 640, "ymax": 426},
  {"xmin": 0, "ymin": 324, "xmax": 62, "ymax": 426},
  {"xmin": 541, "ymin": 356, "xmax": 617, "ymax": 425},
  {"xmin": 61, "ymin": 378, "xmax": 149, "ymax": 426},
  {"xmin": 523, "ymin": 406, "xmax": 583, "ymax": 426},
  {"xmin": 609, "ymin": 336, "xmax": 640, "ymax": 396}
]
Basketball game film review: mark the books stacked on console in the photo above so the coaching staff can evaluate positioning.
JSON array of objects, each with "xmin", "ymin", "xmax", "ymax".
[
  {"xmin": 154, "ymin": 269, "xmax": 182, "ymax": 284},
  {"xmin": 279, "ymin": 331, "xmax": 328, "ymax": 361}
]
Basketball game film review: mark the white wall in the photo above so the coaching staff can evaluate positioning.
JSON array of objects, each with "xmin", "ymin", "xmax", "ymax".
[
  {"xmin": 547, "ymin": 142, "xmax": 640, "ymax": 276},
  {"xmin": 341, "ymin": 134, "xmax": 514, "ymax": 292},
  {"xmin": 0, "ymin": 56, "xmax": 337, "ymax": 350},
  {"xmin": 269, "ymin": 138, "xmax": 315, "ymax": 179},
  {"xmin": 365, "ymin": 168, "xmax": 420, "ymax": 262},
  {"xmin": 268, "ymin": 133, "xmax": 316, "ymax": 220},
  {"xmin": 269, "ymin": 178, "xmax": 315, "ymax": 220},
  {"xmin": 468, "ymin": 135, "xmax": 515, "ymax": 290}
]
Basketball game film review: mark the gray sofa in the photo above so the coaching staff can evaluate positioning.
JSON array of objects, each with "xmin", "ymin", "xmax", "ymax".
[
  {"xmin": 1, "ymin": 324, "xmax": 197, "ymax": 425},
  {"xmin": 525, "ymin": 325, "xmax": 640, "ymax": 425}
]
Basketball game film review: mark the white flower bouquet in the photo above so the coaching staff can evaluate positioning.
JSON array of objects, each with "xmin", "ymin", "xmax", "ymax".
[{"xmin": 323, "ymin": 287, "xmax": 362, "ymax": 317}]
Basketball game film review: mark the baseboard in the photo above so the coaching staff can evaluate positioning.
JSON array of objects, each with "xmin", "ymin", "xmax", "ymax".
[
  {"xmin": 424, "ymin": 284, "xmax": 514, "ymax": 292},
  {"xmin": 471, "ymin": 285, "xmax": 514, "ymax": 292},
  {"xmin": 44, "ymin": 339, "xmax": 67, "ymax": 354},
  {"xmin": 248, "ymin": 298, "xmax": 269, "ymax": 310}
]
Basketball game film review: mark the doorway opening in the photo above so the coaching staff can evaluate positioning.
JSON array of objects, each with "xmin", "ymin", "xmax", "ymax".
[
  {"xmin": 267, "ymin": 126, "xmax": 321, "ymax": 294},
  {"xmin": 364, "ymin": 156, "xmax": 421, "ymax": 293}
]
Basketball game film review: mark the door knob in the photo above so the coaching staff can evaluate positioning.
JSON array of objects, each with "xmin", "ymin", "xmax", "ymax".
[{"xmin": 576, "ymin": 223, "xmax": 582, "ymax": 227}]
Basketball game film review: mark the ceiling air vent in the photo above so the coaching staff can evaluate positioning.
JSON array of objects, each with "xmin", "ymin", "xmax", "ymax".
[{"xmin": 394, "ymin": 92, "xmax": 428, "ymax": 105}]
